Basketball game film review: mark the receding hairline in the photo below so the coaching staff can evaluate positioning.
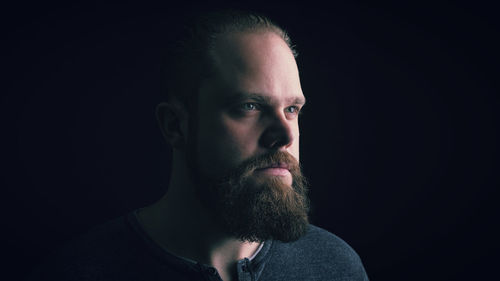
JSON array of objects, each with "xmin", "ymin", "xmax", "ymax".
[
  {"xmin": 208, "ymin": 29, "xmax": 298, "ymax": 70},
  {"xmin": 205, "ymin": 22, "xmax": 297, "ymax": 59}
]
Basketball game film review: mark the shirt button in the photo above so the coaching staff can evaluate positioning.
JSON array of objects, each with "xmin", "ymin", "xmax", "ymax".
[{"xmin": 207, "ymin": 267, "xmax": 217, "ymax": 275}]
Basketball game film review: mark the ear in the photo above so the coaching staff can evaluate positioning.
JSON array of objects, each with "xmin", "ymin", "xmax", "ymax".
[{"xmin": 156, "ymin": 101, "xmax": 189, "ymax": 149}]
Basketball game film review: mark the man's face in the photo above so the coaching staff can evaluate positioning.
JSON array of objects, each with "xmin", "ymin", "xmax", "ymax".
[
  {"xmin": 196, "ymin": 31, "xmax": 305, "ymax": 181},
  {"xmin": 188, "ymin": 31, "xmax": 308, "ymax": 242}
]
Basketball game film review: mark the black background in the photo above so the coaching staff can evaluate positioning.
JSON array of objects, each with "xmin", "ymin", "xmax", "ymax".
[{"xmin": 2, "ymin": 1, "xmax": 498, "ymax": 280}]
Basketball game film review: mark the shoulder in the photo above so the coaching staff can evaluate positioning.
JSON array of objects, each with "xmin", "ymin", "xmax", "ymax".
[
  {"xmin": 27, "ymin": 215, "xmax": 151, "ymax": 281},
  {"xmin": 53, "ymin": 215, "xmax": 137, "ymax": 260},
  {"xmin": 264, "ymin": 224, "xmax": 369, "ymax": 281},
  {"xmin": 272, "ymin": 225, "xmax": 362, "ymax": 263},
  {"xmin": 297, "ymin": 225, "xmax": 360, "ymax": 259}
]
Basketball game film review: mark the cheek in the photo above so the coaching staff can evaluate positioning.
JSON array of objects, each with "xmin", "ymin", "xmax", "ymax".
[
  {"xmin": 196, "ymin": 115, "xmax": 261, "ymax": 175},
  {"xmin": 218, "ymin": 116, "xmax": 261, "ymax": 157}
]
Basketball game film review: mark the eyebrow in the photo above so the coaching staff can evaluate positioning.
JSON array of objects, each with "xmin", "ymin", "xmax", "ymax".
[{"xmin": 224, "ymin": 92, "xmax": 307, "ymax": 107}]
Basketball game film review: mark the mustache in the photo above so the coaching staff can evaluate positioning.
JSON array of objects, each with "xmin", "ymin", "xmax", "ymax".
[
  {"xmin": 247, "ymin": 151, "xmax": 299, "ymax": 171},
  {"xmin": 222, "ymin": 151, "xmax": 301, "ymax": 182}
]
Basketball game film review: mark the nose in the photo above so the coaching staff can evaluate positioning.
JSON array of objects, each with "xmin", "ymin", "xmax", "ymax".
[{"xmin": 259, "ymin": 111, "xmax": 295, "ymax": 150}]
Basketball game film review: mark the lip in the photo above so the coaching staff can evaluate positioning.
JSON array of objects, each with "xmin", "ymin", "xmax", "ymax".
[
  {"xmin": 255, "ymin": 163, "xmax": 291, "ymax": 176},
  {"xmin": 257, "ymin": 162, "xmax": 290, "ymax": 170}
]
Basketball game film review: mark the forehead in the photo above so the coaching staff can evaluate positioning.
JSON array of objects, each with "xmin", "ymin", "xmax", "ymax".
[{"xmin": 200, "ymin": 31, "xmax": 304, "ymax": 105}]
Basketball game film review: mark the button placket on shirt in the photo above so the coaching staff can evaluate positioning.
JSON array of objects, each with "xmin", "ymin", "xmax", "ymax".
[
  {"xmin": 198, "ymin": 264, "xmax": 223, "ymax": 281},
  {"xmin": 237, "ymin": 258, "xmax": 253, "ymax": 281}
]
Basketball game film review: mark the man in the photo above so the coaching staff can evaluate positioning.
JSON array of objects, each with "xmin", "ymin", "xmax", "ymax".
[{"xmin": 30, "ymin": 10, "xmax": 369, "ymax": 281}]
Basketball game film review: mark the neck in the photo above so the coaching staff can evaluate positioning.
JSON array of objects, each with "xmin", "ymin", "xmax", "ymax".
[{"xmin": 137, "ymin": 154, "xmax": 261, "ymax": 281}]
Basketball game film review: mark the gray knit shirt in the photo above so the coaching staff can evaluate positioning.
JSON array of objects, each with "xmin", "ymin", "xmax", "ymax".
[{"xmin": 29, "ymin": 211, "xmax": 369, "ymax": 281}]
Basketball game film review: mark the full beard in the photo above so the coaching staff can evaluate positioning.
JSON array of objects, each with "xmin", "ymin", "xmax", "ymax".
[{"xmin": 190, "ymin": 150, "xmax": 310, "ymax": 243}]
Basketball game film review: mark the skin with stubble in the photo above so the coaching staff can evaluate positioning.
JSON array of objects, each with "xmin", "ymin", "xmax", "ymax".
[{"xmin": 140, "ymin": 30, "xmax": 308, "ymax": 281}]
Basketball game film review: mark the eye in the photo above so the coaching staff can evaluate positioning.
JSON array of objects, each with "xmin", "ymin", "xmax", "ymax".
[
  {"xmin": 285, "ymin": 106, "xmax": 300, "ymax": 114},
  {"xmin": 241, "ymin": 103, "xmax": 259, "ymax": 111}
]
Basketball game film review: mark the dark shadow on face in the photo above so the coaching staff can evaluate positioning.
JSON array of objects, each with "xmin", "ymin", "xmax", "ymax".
[{"xmin": 190, "ymin": 148, "xmax": 310, "ymax": 243}]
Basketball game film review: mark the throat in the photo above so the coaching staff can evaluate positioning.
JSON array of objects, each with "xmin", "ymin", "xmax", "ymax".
[{"xmin": 136, "ymin": 199, "xmax": 263, "ymax": 280}]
